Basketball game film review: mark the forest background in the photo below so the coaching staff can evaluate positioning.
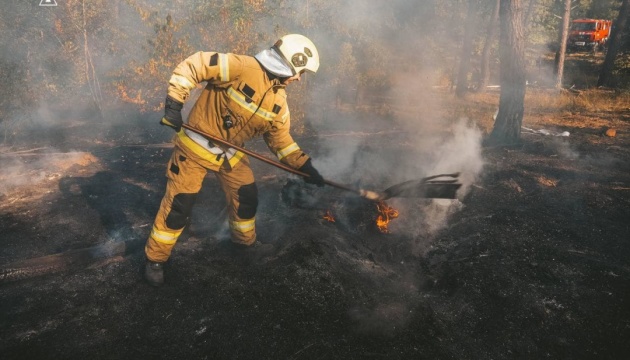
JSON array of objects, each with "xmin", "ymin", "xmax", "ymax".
[{"xmin": 0, "ymin": 0, "xmax": 628, "ymax": 143}]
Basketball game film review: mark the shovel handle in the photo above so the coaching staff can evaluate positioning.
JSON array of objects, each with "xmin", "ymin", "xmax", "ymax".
[
  {"xmin": 180, "ymin": 124, "xmax": 371, "ymax": 198},
  {"xmin": 181, "ymin": 124, "xmax": 307, "ymax": 176}
]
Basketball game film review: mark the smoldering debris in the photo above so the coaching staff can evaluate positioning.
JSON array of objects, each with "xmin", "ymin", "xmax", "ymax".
[{"xmin": 0, "ymin": 150, "xmax": 99, "ymax": 197}]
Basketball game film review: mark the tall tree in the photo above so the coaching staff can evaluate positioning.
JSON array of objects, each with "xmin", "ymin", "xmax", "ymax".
[
  {"xmin": 598, "ymin": 0, "xmax": 630, "ymax": 87},
  {"xmin": 477, "ymin": 0, "xmax": 501, "ymax": 92},
  {"xmin": 489, "ymin": 0, "xmax": 527, "ymax": 145},
  {"xmin": 555, "ymin": 0, "xmax": 572, "ymax": 89}
]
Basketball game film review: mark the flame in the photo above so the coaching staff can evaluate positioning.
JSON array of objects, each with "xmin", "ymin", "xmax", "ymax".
[
  {"xmin": 323, "ymin": 210, "xmax": 336, "ymax": 223},
  {"xmin": 375, "ymin": 201, "xmax": 399, "ymax": 233}
]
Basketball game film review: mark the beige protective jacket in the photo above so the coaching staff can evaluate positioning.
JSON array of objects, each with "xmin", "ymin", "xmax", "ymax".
[{"xmin": 167, "ymin": 51, "xmax": 309, "ymax": 170}]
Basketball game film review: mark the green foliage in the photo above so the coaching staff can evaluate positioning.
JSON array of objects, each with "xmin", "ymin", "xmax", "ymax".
[{"xmin": 585, "ymin": 0, "xmax": 622, "ymax": 19}]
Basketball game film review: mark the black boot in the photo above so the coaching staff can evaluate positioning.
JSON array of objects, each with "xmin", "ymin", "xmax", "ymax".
[{"xmin": 144, "ymin": 260, "xmax": 164, "ymax": 287}]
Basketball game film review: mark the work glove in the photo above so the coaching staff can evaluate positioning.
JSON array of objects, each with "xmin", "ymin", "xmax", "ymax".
[
  {"xmin": 298, "ymin": 159, "xmax": 325, "ymax": 187},
  {"xmin": 159, "ymin": 96, "xmax": 184, "ymax": 132}
]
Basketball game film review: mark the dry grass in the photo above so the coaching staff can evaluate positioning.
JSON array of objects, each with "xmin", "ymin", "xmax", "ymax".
[
  {"xmin": 458, "ymin": 88, "xmax": 630, "ymax": 135},
  {"xmin": 525, "ymin": 88, "xmax": 630, "ymax": 113},
  {"xmin": 536, "ymin": 175, "xmax": 558, "ymax": 187},
  {"xmin": 331, "ymin": 82, "xmax": 630, "ymax": 137}
]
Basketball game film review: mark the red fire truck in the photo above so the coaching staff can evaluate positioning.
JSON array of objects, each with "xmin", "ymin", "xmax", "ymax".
[{"xmin": 567, "ymin": 19, "xmax": 612, "ymax": 53}]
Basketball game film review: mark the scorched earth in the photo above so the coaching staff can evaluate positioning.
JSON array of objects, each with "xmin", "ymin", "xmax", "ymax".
[{"xmin": 1, "ymin": 99, "xmax": 629, "ymax": 359}]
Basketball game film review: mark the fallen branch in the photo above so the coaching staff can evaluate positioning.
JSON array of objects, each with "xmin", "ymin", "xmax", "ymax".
[
  {"xmin": 0, "ymin": 240, "xmax": 141, "ymax": 284},
  {"xmin": 0, "ymin": 147, "xmax": 49, "ymax": 156},
  {"xmin": 120, "ymin": 143, "xmax": 174, "ymax": 148},
  {"xmin": 299, "ymin": 130, "xmax": 406, "ymax": 139}
]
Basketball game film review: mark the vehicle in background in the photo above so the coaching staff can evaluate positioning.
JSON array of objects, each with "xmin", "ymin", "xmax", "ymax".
[{"xmin": 567, "ymin": 19, "xmax": 612, "ymax": 53}]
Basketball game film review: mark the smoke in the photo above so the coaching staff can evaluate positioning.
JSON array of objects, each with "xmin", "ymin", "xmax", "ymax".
[
  {"xmin": 312, "ymin": 136, "xmax": 362, "ymax": 181},
  {"xmin": 382, "ymin": 118, "xmax": 482, "ymax": 244},
  {"xmin": 425, "ymin": 119, "xmax": 485, "ymax": 192},
  {"xmin": 291, "ymin": 10, "xmax": 487, "ymax": 331},
  {"xmin": 0, "ymin": 151, "xmax": 98, "ymax": 196},
  {"xmin": 549, "ymin": 137, "xmax": 578, "ymax": 159},
  {"xmin": 308, "ymin": 66, "xmax": 484, "ymax": 242}
]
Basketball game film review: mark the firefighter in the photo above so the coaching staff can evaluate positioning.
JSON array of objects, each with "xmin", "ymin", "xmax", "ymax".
[{"xmin": 144, "ymin": 34, "xmax": 325, "ymax": 286}]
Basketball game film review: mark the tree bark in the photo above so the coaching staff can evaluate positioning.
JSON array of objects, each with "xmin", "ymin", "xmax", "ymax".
[
  {"xmin": 489, "ymin": 0, "xmax": 527, "ymax": 145},
  {"xmin": 477, "ymin": 0, "xmax": 501, "ymax": 92},
  {"xmin": 555, "ymin": 0, "xmax": 571, "ymax": 89},
  {"xmin": 598, "ymin": 0, "xmax": 630, "ymax": 87},
  {"xmin": 455, "ymin": 0, "xmax": 478, "ymax": 98}
]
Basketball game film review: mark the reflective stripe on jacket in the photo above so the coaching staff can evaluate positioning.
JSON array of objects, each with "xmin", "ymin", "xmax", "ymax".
[{"xmin": 176, "ymin": 129, "xmax": 245, "ymax": 168}]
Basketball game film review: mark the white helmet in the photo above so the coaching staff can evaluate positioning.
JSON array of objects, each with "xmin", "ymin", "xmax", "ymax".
[{"xmin": 273, "ymin": 34, "xmax": 320, "ymax": 75}]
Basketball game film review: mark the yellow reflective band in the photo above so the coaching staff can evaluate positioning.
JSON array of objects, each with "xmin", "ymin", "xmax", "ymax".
[
  {"xmin": 281, "ymin": 110, "xmax": 290, "ymax": 123},
  {"xmin": 150, "ymin": 226, "xmax": 182, "ymax": 245},
  {"xmin": 177, "ymin": 131, "xmax": 224, "ymax": 165},
  {"xmin": 276, "ymin": 142, "xmax": 300, "ymax": 160},
  {"xmin": 227, "ymin": 150, "xmax": 245, "ymax": 168},
  {"xmin": 229, "ymin": 219, "xmax": 256, "ymax": 233},
  {"xmin": 177, "ymin": 130, "xmax": 245, "ymax": 167},
  {"xmin": 227, "ymin": 87, "xmax": 276, "ymax": 121},
  {"xmin": 161, "ymin": 117, "xmax": 176, "ymax": 127},
  {"xmin": 219, "ymin": 53, "xmax": 230, "ymax": 81},
  {"xmin": 169, "ymin": 74, "xmax": 195, "ymax": 90}
]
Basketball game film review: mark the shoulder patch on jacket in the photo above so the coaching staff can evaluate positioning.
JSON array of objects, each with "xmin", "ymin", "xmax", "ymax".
[
  {"xmin": 272, "ymin": 104, "xmax": 282, "ymax": 114},
  {"xmin": 242, "ymin": 84, "xmax": 256, "ymax": 101},
  {"xmin": 209, "ymin": 53, "xmax": 218, "ymax": 66}
]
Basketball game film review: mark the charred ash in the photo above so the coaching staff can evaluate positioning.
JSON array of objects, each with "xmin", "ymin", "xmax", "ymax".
[{"xmin": 281, "ymin": 179, "xmax": 403, "ymax": 235}]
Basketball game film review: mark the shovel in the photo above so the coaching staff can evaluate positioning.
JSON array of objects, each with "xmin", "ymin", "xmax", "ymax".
[{"xmin": 181, "ymin": 124, "xmax": 461, "ymax": 201}]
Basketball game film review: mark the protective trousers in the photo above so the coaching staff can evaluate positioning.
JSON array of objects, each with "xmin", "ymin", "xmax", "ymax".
[{"xmin": 145, "ymin": 145, "xmax": 258, "ymax": 263}]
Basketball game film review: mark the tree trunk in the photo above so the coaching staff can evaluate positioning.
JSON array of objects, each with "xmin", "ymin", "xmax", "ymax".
[
  {"xmin": 555, "ymin": 0, "xmax": 571, "ymax": 89},
  {"xmin": 455, "ymin": 0, "xmax": 477, "ymax": 98},
  {"xmin": 598, "ymin": 0, "xmax": 630, "ymax": 87},
  {"xmin": 489, "ymin": 0, "xmax": 527, "ymax": 145},
  {"xmin": 477, "ymin": 0, "xmax": 501, "ymax": 92}
]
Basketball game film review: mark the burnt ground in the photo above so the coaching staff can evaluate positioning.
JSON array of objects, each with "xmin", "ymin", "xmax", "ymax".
[{"xmin": 0, "ymin": 104, "xmax": 629, "ymax": 360}]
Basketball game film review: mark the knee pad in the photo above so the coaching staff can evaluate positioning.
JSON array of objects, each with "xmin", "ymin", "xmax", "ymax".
[
  {"xmin": 237, "ymin": 183, "xmax": 258, "ymax": 219},
  {"xmin": 165, "ymin": 193, "xmax": 197, "ymax": 229}
]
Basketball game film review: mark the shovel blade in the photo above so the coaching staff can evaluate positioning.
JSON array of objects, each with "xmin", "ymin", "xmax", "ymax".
[
  {"xmin": 382, "ymin": 178, "xmax": 462, "ymax": 200},
  {"xmin": 422, "ymin": 182, "xmax": 462, "ymax": 199}
]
